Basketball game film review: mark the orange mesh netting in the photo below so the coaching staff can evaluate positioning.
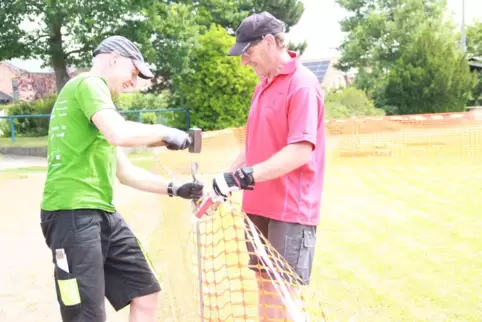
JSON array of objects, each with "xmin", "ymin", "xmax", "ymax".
[{"xmin": 150, "ymin": 110, "xmax": 482, "ymax": 321}]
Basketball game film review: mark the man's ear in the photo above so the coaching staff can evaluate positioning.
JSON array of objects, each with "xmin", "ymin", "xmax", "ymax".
[{"xmin": 265, "ymin": 34, "xmax": 276, "ymax": 48}]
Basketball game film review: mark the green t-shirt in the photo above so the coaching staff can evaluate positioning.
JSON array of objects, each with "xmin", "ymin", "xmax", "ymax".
[{"xmin": 41, "ymin": 73, "xmax": 118, "ymax": 212}]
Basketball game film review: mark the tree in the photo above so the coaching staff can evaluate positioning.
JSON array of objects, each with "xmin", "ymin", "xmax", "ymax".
[
  {"xmin": 383, "ymin": 25, "xmax": 476, "ymax": 114},
  {"xmin": 174, "ymin": 24, "xmax": 259, "ymax": 130},
  {"xmin": 335, "ymin": 0, "xmax": 475, "ymax": 114},
  {"xmin": 466, "ymin": 19, "xmax": 482, "ymax": 106},
  {"xmin": 0, "ymin": 0, "xmax": 154, "ymax": 92},
  {"xmin": 127, "ymin": 3, "xmax": 200, "ymax": 95},
  {"xmin": 181, "ymin": 0, "xmax": 304, "ymax": 32},
  {"xmin": 0, "ymin": 0, "xmax": 305, "ymax": 95},
  {"xmin": 249, "ymin": 0, "xmax": 304, "ymax": 33},
  {"xmin": 466, "ymin": 19, "xmax": 482, "ymax": 57},
  {"xmin": 335, "ymin": 0, "xmax": 447, "ymax": 72}
]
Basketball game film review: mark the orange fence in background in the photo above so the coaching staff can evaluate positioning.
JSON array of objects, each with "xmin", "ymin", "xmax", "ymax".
[{"xmin": 152, "ymin": 111, "xmax": 482, "ymax": 321}]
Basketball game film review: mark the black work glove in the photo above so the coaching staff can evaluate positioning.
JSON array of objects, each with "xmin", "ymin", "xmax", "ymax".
[
  {"xmin": 212, "ymin": 167, "xmax": 255, "ymax": 199},
  {"xmin": 169, "ymin": 181, "xmax": 204, "ymax": 200},
  {"xmin": 163, "ymin": 128, "xmax": 191, "ymax": 150}
]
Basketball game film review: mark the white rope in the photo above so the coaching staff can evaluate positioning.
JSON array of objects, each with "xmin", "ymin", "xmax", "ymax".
[{"xmin": 243, "ymin": 212, "xmax": 305, "ymax": 322}]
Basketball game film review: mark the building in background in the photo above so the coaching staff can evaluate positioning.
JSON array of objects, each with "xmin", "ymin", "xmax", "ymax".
[
  {"xmin": 301, "ymin": 56, "xmax": 356, "ymax": 93},
  {"xmin": 0, "ymin": 59, "xmax": 59, "ymax": 105},
  {"xmin": 0, "ymin": 58, "xmax": 154, "ymax": 105}
]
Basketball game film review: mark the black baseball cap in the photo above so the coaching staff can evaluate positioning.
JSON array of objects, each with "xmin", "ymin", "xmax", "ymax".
[
  {"xmin": 93, "ymin": 35, "xmax": 154, "ymax": 79},
  {"xmin": 228, "ymin": 11, "xmax": 285, "ymax": 56}
]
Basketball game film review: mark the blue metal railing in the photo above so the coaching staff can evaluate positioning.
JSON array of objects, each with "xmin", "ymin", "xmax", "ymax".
[{"xmin": 0, "ymin": 108, "xmax": 190, "ymax": 143}]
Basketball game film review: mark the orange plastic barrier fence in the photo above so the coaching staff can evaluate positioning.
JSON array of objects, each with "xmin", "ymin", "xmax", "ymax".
[{"xmin": 152, "ymin": 111, "xmax": 482, "ymax": 321}]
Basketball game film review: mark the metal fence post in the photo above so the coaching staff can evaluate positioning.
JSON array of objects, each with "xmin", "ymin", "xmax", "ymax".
[
  {"xmin": 9, "ymin": 117, "xmax": 15, "ymax": 143},
  {"xmin": 186, "ymin": 108, "xmax": 191, "ymax": 130},
  {"xmin": 138, "ymin": 111, "xmax": 142, "ymax": 123}
]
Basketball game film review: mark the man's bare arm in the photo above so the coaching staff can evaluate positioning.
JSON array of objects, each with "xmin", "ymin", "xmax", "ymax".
[
  {"xmin": 92, "ymin": 109, "xmax": 183, "ymax": 147},
  {"xmin": 252, "ymin": 142, "xmax": 313, "ymax": 183},
  {"xmin": 229, "ymin": 149, "xmax": 246, "ymax": 172},
  {"xmin": 116, "ymin": 149, "xmax": 170, "ymax": 194}
]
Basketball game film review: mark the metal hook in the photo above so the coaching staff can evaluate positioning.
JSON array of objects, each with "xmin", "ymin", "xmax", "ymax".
[{"xmin": 191, "ymin": 161, "xmax": 199, "ymax": 182}]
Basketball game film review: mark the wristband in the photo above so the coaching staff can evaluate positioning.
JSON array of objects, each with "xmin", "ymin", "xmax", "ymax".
[{"xmin": 167, "ymin": 182, "xmax": 175, "ymax": 197}]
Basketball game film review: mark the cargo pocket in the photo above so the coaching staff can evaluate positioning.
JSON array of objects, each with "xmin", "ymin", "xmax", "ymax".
[
  {"xmin": 296, "ymin": 229, "xmax": 316, "ymax": 283},
  {"xmin": 55, "ymin": 266, "xmax": 82, "ymax": 309}
]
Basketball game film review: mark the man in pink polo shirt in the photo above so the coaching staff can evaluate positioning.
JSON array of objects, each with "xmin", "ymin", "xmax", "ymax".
[{"xmin": 211, "ymin": 11, "xmax": 326, "ymax": 320}]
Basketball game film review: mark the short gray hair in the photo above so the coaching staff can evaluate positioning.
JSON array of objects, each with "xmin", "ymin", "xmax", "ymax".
[{"xmin": 274, "ymin": 33, "xmax": 287, "ymax": 50}]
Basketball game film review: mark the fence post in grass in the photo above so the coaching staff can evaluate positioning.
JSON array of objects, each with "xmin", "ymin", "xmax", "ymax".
[
  {"xmin": 9, "ymin": 116, "xmax": 15, "ymax": 143},
  {"xmin": 186, "ymin": 108, "xmax": 191, "ymax": 130},
  {"xmin": 138, "ymin": 111, "xmax": 142, "ymax": 123}
]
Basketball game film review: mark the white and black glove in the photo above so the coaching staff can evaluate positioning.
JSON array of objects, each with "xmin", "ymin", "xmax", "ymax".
[
  {"xmin": 163, "ymin": 128, "xmax": 191, "ymax": 150},
  {"xmin": 212, "ymin": 167, "xmax": 255, "ymax": 199},
  {"xmin": 168, "ymin": 181, "xmax": 204, "ymax": 200}
]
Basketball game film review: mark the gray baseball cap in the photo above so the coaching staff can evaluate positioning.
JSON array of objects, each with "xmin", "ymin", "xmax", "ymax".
[
  {"xmin": 228, "ymin": 11, "xmax": 285, "ymax": 56},
  {"xmin": 93, "ymin": 35, "xmax": 154, "ymax": 79}
]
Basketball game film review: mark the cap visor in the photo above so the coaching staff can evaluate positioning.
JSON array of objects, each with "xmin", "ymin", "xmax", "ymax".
[
  {"xmin": 228, "ymin": 41, "xmax": 251, "ymax": 56},
  {"xmin": 134, "ymin": 60, "xmax": 154, "ymax": 79}
]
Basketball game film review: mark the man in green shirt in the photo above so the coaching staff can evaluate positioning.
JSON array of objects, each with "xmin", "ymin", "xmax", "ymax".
[{"xmin": 40, "ymin": 35, "xmax": 204, "ymax": 322}]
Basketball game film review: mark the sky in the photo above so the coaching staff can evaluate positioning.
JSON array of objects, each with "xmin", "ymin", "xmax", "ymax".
[{"xmin": 286, "ymin": 0, "xmax": 482, "ymax": 60}]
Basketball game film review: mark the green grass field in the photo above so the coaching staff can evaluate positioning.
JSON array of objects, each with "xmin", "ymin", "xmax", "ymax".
[
  {"xmin": 312, "ymin": 154, "xmax": 482, "ymax": 321},
  {"xmin": 138, "ymin": 126, "xmax": 482, "ymax": 321},
  {"xmin": 0, "ymin": 136, "xmax": 48, "ymax": 146}
]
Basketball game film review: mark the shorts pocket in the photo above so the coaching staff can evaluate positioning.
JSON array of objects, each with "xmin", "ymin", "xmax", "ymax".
[
  {"xmin": 283, "ymin": 235, "xmax": 302, "ymax": 270},
  {"xmin": 283, "ymin": 228, "xmax": 316, "ymax": 283},
  {"xmin": 72, "ymin": 211, "xmax": 101, "ymax": 244},
  {"xmin": 73, "ymin": 212, "xmax": 96, "ymax": 234},
  {"xmin": 55, "ymin": 266, "xmax": 82, "ymax": 309},
  {"xmin": 297, "ymin": 229, "xmax": 316, "ymax": 270},
  {"xmin": 40, "ymin": 213, "xmax": 57, "ymax": 247}
]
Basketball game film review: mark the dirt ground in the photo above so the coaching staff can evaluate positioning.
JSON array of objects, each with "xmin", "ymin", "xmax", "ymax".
[{"xmin": 0, "ymin": 171, "xmax": 167, "ymax": 322}]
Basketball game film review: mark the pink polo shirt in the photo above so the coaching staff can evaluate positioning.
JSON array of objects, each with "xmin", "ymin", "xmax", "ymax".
[{"xmin": 242, "ymin": 51, "xmax": 326, "ymax": 226}]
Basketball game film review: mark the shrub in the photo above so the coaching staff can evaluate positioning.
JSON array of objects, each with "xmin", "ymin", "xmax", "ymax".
[
  {"xmin": 325, "ymin": 87, "xmax": 385, "ymax": 119},
  {"xmin": 115, "ymin": 91, "xmax": 171, "ymax": 112},
  {"xmin": 174, "ymin": 24, "xmax": 259, "ymax": 131},
  {"xmin": 5, "ymin": 95, "xmax": 56, "ymax": 137},
  {"xmin": 115, "ymin": 91, "xmax": 190, "ymax": 129}
]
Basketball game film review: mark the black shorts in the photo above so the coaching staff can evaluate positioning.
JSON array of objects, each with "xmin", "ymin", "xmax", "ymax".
[
  {"xmin": 40, "ymin": 209, "xmax": 161, "ymax": 322},
  {"xmin": 245, "ymin": 213, "xmax": 317, "ymax": 285}
]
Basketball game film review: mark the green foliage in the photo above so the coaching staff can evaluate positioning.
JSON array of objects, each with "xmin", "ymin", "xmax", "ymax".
[
  {"xmin": 466, "ymin": 20, "xmax": 482, "ymax": 106},
  {"xmin": 336, "ymin": 0, "xmax": 448, "ymax": 72},
  {"xmin": 1, "ymin": 0, "xmax": 306, "ymax": 95},
  {"xmin": 0, "ymin": 0, "xmax": 158, "ymax": 91},
  {"xmin": 3, "ymin": 95, "xmax": 57, "ymax": 137},
  {"xmin": 115, "ymin": 91, "xmax": 188, "ymax": 129},
  {"xmin": 336, "ymin": 0, "xmax": 476, "ymax": 114},
  {"xmin": 141, "ymin": 112, "xmax": 157, "ymax": 125},
  {"xmin": 1, "ymin": 91, "xmax": 188, "ymax": 137},
  {"xmin": 466, "ymin": 19, "xmax": 482, "ymax": 57},
  {"xmin": 288, "ymin": 40, "xmax": 308, "ymax": 55},
  {"xmin": 115, "ymin": 92, "xmax": 170, "ymax": 112},
  {"xmin": 125, "ymin": 3, "xmax": 200, "ymax": 94},
  {"xmin": 175, "ymin": 24, "xmax": 259, "ymax": 130},
  {"xmin": 181, "ymin": 0, "xmax": 304, "ymax": 32},
  {"xmin": 467, "ymin": 72, "xmax": 482, "ymax": 106},
  {"xmin": 249, "ymin": 0, "xmax": 304, "ymax": 33},
  {"xmin": 383, "ymin": 26, "xmax": 477, "ymax": 114},
  {"xmin": 325, "ymin": 87, "xmax": 385, "ymax": 119}
]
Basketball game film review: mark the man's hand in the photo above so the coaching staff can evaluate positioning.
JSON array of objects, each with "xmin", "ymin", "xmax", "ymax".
[
  {"xmin": 163, "ymin": 127, "xmax": 192, "ymax": 150},
  {"xmin": 149, "ymin": 127, "xmax": 191, "ymax": 150},
  {"xmin": 212, "ymin": 167, "xmax": 255, "ymax": 199},
  {"xmin": 170, "ymin": 181, "xmax": 204, "ymax": 200}
]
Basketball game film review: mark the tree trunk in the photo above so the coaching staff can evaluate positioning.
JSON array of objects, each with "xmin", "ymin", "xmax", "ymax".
[{"xmin": 50, "ymin": 13, "xmax": 70, "ymax": 93}]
